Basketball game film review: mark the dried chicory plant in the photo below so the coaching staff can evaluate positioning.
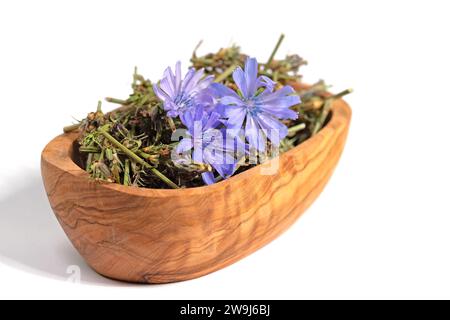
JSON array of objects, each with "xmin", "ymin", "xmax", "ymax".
[{"xmin": 64, "ymin": 34, "xmax": 352, "ymax": 189}]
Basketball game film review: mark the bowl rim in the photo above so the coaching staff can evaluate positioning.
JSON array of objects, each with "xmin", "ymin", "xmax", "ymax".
[{"xmin": 42, "ymin": 91, "xmax": 351, "ymax": 198}]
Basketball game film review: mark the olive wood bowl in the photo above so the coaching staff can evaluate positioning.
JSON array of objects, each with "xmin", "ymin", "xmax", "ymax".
[{"xmin": 41, "ymin": 85, "xmax": 351, "ymax": 283}]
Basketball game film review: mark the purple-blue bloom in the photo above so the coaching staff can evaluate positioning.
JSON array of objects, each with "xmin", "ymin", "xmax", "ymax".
[
  {"xmin": 153, "ymin": 61, "xmax": 214, "ymax": 125},
  {"xmin": 211, "ymin": 58, "xmax": 301, "ymax": 151},
  {"xmin": 176, "ymin": 106, "xmax": 245, "ymax": 185}
]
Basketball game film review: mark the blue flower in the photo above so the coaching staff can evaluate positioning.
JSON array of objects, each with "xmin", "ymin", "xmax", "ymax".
[
  {"xmin": 153, "ymin": 61, "xmax": 214, "ymax": 125},
  {"xmin": 176, "ymin": 106, "xmax": 245, "ymax": 185},
  {"xmin": 211, "ymin": 58, "xmax": 300, "ymax": 151}
]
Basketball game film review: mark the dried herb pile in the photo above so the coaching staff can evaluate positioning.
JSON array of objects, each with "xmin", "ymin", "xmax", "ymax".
[{"xmin": 65, "ymin": 35, "xmax": 351, "ymax": 189}]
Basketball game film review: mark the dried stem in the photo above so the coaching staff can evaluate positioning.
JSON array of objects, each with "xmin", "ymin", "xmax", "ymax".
[
  {"xmin": 98, "ymin": 127, "xmax": 179, "ymax": 189},
  {"xmin": 312, "ymin": 89, "xmax": 353, "ymax": 135},
  {"xmin": 123, "ymin": 159, "xmax": 131, "ymax": 186},
  {"xmin": 265, "ymin": 34, "xmax": 285, "ymax": 70},
  {"xmin": 287, "ymin": 123, "xmax": 306, "ymax": 135},
  {"xmin": 214, "ymin": 64, "xmax": 238, "ymax": 83},
  {"xmin": 331, "ymin": 88, "xmax": 353, "ymax": 100},
  {"xmin": 106, "ymin": 97, "xmax": 129, "ymax": 105},
  {"xmin": 70, "ymin": 39, "xmax": 351, "ymax": 189},
  {"xmin": 192, "ymin": 40, "xmax": 203, "ymax": 58},
  {"xmin": 63, "ymin": 123, "xmax": 81, "ymax": 133},
  {"xmin": 312, "ymin": 99, "xmax": 333, "ymax": 135}
]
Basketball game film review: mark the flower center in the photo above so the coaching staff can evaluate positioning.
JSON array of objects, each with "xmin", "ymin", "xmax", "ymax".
[
  {"xmin": 245, "ymin": 98, "xmax": 262, "ymax": 116},
  {"xmin": 174, "ymin": 92, "xmax": 194, "ymax": 112}
]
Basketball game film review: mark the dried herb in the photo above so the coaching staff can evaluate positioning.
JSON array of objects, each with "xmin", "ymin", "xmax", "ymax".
[{"xmin": 65, "ymin": 35, "xmax": 352, "ymax": 189}]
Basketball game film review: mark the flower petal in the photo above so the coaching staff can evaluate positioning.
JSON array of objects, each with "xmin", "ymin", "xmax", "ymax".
[
  {"xmin": 257, "ymin": 85, "xmax": 300, "ymax": 120},
  {"xmin": 153, "ymin": 83, "xmax": 170, "ymax": 101},
  {"xmin": 257, "ymin": 75, "xmax": 276, "ymax": 93},
  {"xmin": 180, "ymin": 108, "xmax": 194, "ymax": 128},
  {"xmin": 224, "ymin": 106, "xmax": 246, "ymax": 130},
  {"xmin": 221, "ymin": 95, "xmax": 244, "ymax": 106},
  {"xmin": 212, "ymin": 163, "xmax": 236, "ymax": 179},
  {"xmin": 245, "ymin": 58, "xmax": 258, "ymax": 96},
  {"xmin": 211, "ymin": 102, "xmax": 226, "ymax": 116},
  {"xmin": 232, "ymin": 67, "xmax": 248, "ymax": 99},
  {"xmin": 185, "ymin": 68, "xmax": 205, "ymax": 92},
  {"xmin": 258, "ymin": 86, "xmax": 297, "ymax": 103},
  {"xmin": 260, "ymin": 106, "xmax": 299, "ymax": 120},
  {"xmin": 255, "ymin": 112, "xmax": 289, "ymax": 143},
  {"xmin": 164, "ymin": 100, "xmax": 179, "ymax": 115},
  {"xmin": 204, "ymin": 112, "xmax": 221, "ymax": 131},
  {"xmin": 181, "ymin": 68, "xmax": 196, "ymax": 93},
  {"xmin": 210, "ymin": 83, "xmax": 240, "ymax": 98},
  {"xmin": 176, "ymin": 138, "xmax": 193, "ymax": 153},
  {"xmin": 160, "ymin": 76, "xmax": 175, "ymax": 98},
  {"xmin": 162, "ymin": 66, "xmax": 176, "ymax": 95},
  {"xmin": 202, "ymin": 172, "xmax": 216, "ymax": 185},
  {"xmin": 225, "ymin": 132, "xmax": 246, "ymax": 156},
  {"xmin": 192, "ymin": 146, "xmax": 204, "ymax": 163},
  {"xmin": 195, "ymin": 75, "xmax": 214, "ymax": 93},
  {"xmin": 245, "ymin": 115, "xmax": 266, "ymax": 152}
]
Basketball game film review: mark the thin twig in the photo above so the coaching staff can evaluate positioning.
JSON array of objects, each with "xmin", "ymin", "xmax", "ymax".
[
  {"xmin": 312, "ymin": 99, "xmax": 332, "ymax": 135},
  {"xmin": 312, "ymin": 89, "xmax": 353, "ymax": 135},
  {"xmin": 331, "ymin": 88, "xmax": 353, "ymax": 100},
  {"xmin": 214, "ymin": 64, "xmax": 238, "ymax": 83},
  {"xmin": 123, "ymin": 159, "xmax": 131, "ymax": 186},
  {"xmin": 287, "ymin": 123, "xmax": 306, "ymax": 135},
  {"xmin": 96, "ymin": 100, "xmax": 103, "ymax": 113},
  {"xmin": 167, "ymin": 117, "xmax": 177, "ymax": 132},
  {"xmin": 63, "ymin": 123, "xmax": 81, "ymax": 133},
  {"xmin": 192, "ymin": 40, "xmax": 203, "ymax": 58},
  {"xmin": 265, "ymin": 34, "xmax": 285, "ymax": 70},
  {"xmin": 106, "ymin": 97, "xmax": 129, "ymax": 105}
]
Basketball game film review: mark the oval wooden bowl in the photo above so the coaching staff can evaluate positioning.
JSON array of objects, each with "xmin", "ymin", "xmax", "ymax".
[{"xmin": 41, "ymin": 89, "xmax": 351, "ymax": 284}]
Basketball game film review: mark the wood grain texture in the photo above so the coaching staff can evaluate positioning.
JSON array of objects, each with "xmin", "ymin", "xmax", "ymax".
[{"xmin": 41, "ymin": 87, "xmax": 352, "ymax": 284}]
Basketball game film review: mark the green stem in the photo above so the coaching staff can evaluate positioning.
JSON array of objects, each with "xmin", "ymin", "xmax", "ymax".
[
  {"xmin": 192, "ymin": 40, "xmax": 203, "ymax": 58},
  {"xmin": 273, "ymin": 70, "xmax": 279, "ymax": 82},
  {"xmin": 123, "ymin": 159, "xmax": 131, "ymax": 186},
  {"xmin": 133, "ymin": 66, "xmax": 138, "ymax": 88},
  {"xmin": 63, "ymin": 123, "xmax": 81, "ymax": 133},
  {"xmin": 312, "ymin": 99, "xmax": 333, "ymax": 136},
  {"xmin": 98, "ymin": 127, "xmax": 179, "ymax": 189},
  {"xmin": 330, "ymin": 88, "xmax": 353, "ymax": 100},
  {"xmin": 265, "ymin": 34, "xmax": 285, "ymax": 70},
  {"xmin": 312, "ymin": 88, "xmax": 353, "ymax": 136},
  {"xmin": 97, "ymin": 100, "xmax": 103, "ymax": 113},
  {"xmin": 167, "ymin": 117, "xmax": 177, "ymax": 132},
  {"xmin": 288, "ymin": 123, "xmax": 306, "ymax": 135},
  {"xmin": 79, "ymin": 146, "xmax": 101, "ymax": 153},
  {"xmin": 106, "ymin": 97, "xmax": 129, "ymax": 105},
  {"xmin": 86, "ymin": 153, "xmax": 93, "ymax": 171},
  {"xmin": 214, "ymin": 64, "xmax": 238, "ymax": 83}
]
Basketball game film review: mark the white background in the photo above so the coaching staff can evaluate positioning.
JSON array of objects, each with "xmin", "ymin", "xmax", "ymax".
[{"xmin": 1, "ymin": 0, "xmax": 449, "ymax": 300}]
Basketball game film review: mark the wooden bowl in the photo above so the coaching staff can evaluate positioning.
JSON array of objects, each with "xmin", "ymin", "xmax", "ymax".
[{"xmin": 41, "ymin": 90, "xmax": 351, "ymax": 284}]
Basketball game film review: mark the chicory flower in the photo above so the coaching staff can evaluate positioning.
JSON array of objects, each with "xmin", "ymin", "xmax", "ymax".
[
  {"xmin": 153, "ymin": 62, "xmax": 214, "ymax": 125},
  {"xmin": 211, "ymin": 58, "xmax": 301, "ymax": 151},
  {"xmin": 175, "ymin": 106, "xmax": 245, "ymax": 185}
]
